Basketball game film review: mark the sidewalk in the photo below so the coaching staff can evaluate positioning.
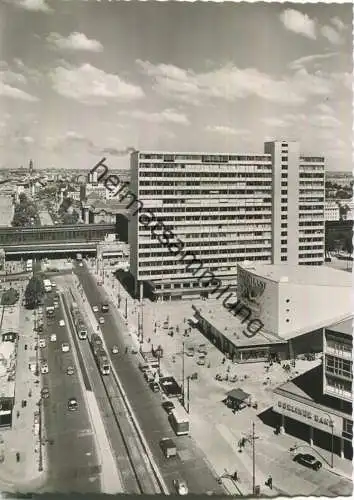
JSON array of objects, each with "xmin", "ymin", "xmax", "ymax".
[
  {"xmin": 87, "ymin": 262, "xmax": 353, "ymax": 496},
  {"xmin": 0, "ymin": 291, "xmax": 47, "ymax": 493}
]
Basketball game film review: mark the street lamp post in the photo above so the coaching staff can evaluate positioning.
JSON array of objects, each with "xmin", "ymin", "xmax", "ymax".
[
  {"xmin": 182, "ymin": 341, "xmax": 185, "ymax": 407},
  {"xmin": 330, "ymin": 421, "xmax": 334, "ymax": 468},
  {"xmin": 38, "ymin": 399, "xmax": 43, "ymax": 472},
  {"xmin": 186, "ymin": 375, "xmax": 190, "ymax": 414},
  {"xmin": 242, "ymin": 422, "xmax": 259, "ymax": 496}
]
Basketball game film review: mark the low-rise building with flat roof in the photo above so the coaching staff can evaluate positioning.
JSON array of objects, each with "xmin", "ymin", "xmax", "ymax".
[
  {"xmin": 0, "ymin": 331, "xmax": 18, "ymax": 427},
  {"xmin": 191, "ymin": 263, "xmax": 352, "ymax": 363},
  {"xmin": 272, "ymin": 317, "xmax": 353, "ymax": 461}
]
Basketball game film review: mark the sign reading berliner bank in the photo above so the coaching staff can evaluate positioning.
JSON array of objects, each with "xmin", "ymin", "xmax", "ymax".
[{"xmin": 276, "ymin": 395, "xmax": 342, "ymax": 435}]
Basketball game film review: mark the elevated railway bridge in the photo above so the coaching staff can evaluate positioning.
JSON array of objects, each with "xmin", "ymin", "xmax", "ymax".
[{"xmin": 0, "ymin": 223, "xmax": 117, "ymax": 259}]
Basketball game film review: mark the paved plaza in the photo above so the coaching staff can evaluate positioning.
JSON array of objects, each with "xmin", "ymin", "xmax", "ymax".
[{"xmin": 89, "ymin": 260, "xmax": 353, "ymax": 496}]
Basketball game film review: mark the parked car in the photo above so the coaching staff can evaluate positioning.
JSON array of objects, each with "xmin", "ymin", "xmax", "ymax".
[
  {"xmin": 144, "ymin": 371, "xmax": 154, "ymax": 382},
  {"xmin": 59, "ymin": 319, "xmax": 65, "ymax": 327},
  {"xmin": 98, "ymin": 317, "xmax": 105, "ymax": 325},
  {"xmin": 92, "ymin": 305, "xmax": 99, "ymax": 313},
  {"xmin": 197, "ymin": 355, "xmax": 206, "ymax": 366},
  {"xmin": 198, "ymin": 344, "xmax": 207, "ymax": 354},
  {"xmin": 111, "ymin": 345, "xmax": 119, "ymax": 354},
  {"xmin": 66, "ymin": 366, "xmax": 75, "ymax": 375},
  {"xmin": 68, "ymin": 398, "xmax": 78, "ymax": 411},
  {"xmin": 173, "ymin": 479, "xmax": 188, "ymax": 496},
  {"xmin": 149, "ymin": 381, "xmax": 160, "ymax": 393},
  {"xmin": 41, "ymin": 387, "xmax": 49, "ymax": 399},
  {"xmin": 39, "ymin": 338, "xmax": 46, "ymax": 348},
  {"xmin": 61, "ymin": 342, "xmax": 70, "ymax": 353},
  {"xmin": 162, "ymin": 400, "xmax": 175, "ymax": 413},
  {"xmin": 293, "ymin": 454, "xmax": 322, "ymax": 471},
  {"xmin": 41, "ymin": 362, "xmax": 49, "ymax": 374}
]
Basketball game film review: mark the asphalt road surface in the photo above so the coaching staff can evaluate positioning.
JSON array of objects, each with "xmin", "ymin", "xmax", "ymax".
[
  {"xmin": 75, "ymin": 263, "xmax": 226, "ymax": 496},
  {"xmin": 62, "ymin": 287, "xmax": 153, "ymax": 494},
  {"xmin": 39, "ymin": 293, "xmax": 101, "ymax": 493}
]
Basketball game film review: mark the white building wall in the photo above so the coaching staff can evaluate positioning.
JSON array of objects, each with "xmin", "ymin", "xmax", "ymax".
[{"xmin": 277, "ymin": 282, "xmax": 352, "ymax": 337}]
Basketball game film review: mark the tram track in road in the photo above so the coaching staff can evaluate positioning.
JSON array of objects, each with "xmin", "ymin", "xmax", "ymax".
[{"xmin": 62, "ymin": 286, "xmax": 166, "ymax": 495}]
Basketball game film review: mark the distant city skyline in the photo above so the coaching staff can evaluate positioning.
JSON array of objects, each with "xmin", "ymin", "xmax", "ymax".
[{"xmin": 0, "ymin": 0, "xmax": 352, "ymax": 171}]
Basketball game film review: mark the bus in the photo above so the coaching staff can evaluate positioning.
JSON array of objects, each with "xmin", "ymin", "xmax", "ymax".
[
  {"xmin": 168, "ymin": 405, "xmax": 190, "ymax": 436},
  {"xmin": 26, "ymin": 259, "xmax": 33, "ymax": 272},
  {"xmin": 43, "ymin": 279, "xmax": 52, "ymax": 293},
  {"xmin": 45, "ymin": 297, "xmax": 55, "ymax": 317}
]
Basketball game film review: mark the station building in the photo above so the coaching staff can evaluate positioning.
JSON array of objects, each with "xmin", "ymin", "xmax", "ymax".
[
  {"xmin": 273, "ymin": 318, "xmax": 353, "ymax": 460},
  {"xmin": 192, "ymin": 262, "xmax": 352, "ymax": 363}
]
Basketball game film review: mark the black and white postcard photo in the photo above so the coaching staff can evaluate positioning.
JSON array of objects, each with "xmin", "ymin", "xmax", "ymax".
[{"xmin": 0, "ymin": 0, "xmax": 352, "ymax": 498}]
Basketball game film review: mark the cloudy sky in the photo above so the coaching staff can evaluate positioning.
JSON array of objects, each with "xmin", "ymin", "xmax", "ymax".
[{"xmin": 0, "ymin": 0, "xmax": 352, "ymax": 171}]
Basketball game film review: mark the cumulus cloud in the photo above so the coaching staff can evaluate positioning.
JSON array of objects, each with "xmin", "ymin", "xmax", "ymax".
[
  {"xmin": 330, "ymin": 17, "xmax": 346, "ymax": 32},
  {"xmin": 261, "ymin": 117, "xmax": 289, "ymax": 128},
  {"xmin": 12, "ymin": 59, "xmax": 42, "ymax": 82},
  {"xmin": 288, "ymin": 52, "xmax": 338, "ymax": 70},
  {"xmin": 206, "ymin": 125, "xmax": 250, "ymax": 136},
  {"xmin": 321, "ymin": 25, "xmax": 343, "ymax": 45},
  {"xmin": 47, "ymin": 32, "xmax": 103, "ymax": 52},
  {"xmin": 0, "ymin": 81, "xmax": 38, "ymax": 101},
  {"xmin": 14, "ymin": 0, "xmax": 52, "ymax": 12},
  {"xmin": 121, "ymin": 108, "xmax": 190, "ymax": 125},
  {"xmin": 137, "ymin": 60, "xmax": 341, "ymax": 106},
  {"xmin": 308, "ymin": 113, "xmax": 341, "ymax": 129},
  {"xmin": 50, "ymin": 63, "xmax": 144, "ymax": 104},
  {"xmin": 280, "ymin": 9, "xmax": 316, "ymax": 39}
]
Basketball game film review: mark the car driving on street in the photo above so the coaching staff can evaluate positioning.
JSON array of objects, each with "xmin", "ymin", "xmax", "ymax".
[
  {"xmin": 293, "ymin": 453, "xmax": 322, "ymax": 471},
  {"xmin": 173, "ymin": 479, "xmax": 188, "ymax": 495},
  {"xmin": 111, "ymin": 345, "xmax": 119, "ymax": 354},
  {"xmin": 61, "ymin": 342, "xmax": 70, "ymax": 353},
  {"xmin": 68, "ymin": 398, "xmax": 78, "ymax": 411}
]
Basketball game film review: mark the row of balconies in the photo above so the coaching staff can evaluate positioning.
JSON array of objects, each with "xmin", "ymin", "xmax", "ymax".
[
  {"xmin": 324, "ymin": 345, "xmax": 352, "ymax": 361},
  {"xmin": 324, "ymin": 384, "xmax": 352, "ymax": 402},
  {"xmin": 138, "ymin": 254, "xmax": 271, "ymax": 271}
]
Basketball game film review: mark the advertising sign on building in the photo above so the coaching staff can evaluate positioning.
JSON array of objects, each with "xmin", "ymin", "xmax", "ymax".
[
  {"xmin": 237, "ymin": 268, "xmax": 266, "ymax": 316},
  {"xmin": 275, "ymin": 394, "xmax": 343, "ymax": 436}
]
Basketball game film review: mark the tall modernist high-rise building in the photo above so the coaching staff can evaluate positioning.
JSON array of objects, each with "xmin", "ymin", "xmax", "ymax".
[{"xmin": 129, "ymin": 140, "xmax": 325, "ymax": 300}]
